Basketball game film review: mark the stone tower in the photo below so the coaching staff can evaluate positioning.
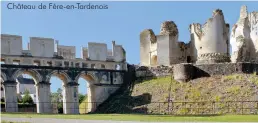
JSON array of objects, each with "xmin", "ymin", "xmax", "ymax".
[
  {"xmin": 140, "ymin": 21, "xmax": 187, "ymax": 66},
  {"xmin": 190, "ymin": 9, "xmax": 230, "ymax": 64},
  {"xmin": 230, "ymin": 5, "xmax": 258, "ymax": 63}
]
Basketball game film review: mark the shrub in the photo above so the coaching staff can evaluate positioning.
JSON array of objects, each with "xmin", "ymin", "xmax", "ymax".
[
  {"xmin": 1, "ymin": 97, "xmax": 4, "ymax": 102},
  {"xmin": 22, "ymin": 90, "xmax": 34, "ymax": 104},
  {"xmin": 79, "ymin": 94, "xmax": 86, "ymax": 104}
]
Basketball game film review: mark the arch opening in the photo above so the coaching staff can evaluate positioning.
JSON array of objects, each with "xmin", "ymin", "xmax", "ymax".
[
  {"xmin": 76, "ymin": 73, "xmax": 96, "ymax": 114},
  {"xmin": 49, "ymin": 76, "xmax": 65, "ymax": 114},
  {"xmin": 115, "ymin": 64, "xmax": 121, "ymax": 70},
  {"xmin": 15, "ymin": 73, "xmax": 37, "ymax": 113},
  {"xmin": 48, "ymin": 71, "xmax": 71, "ymax": 114}
]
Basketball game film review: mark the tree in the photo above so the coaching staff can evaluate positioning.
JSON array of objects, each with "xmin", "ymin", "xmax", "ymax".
[
  {"xmin": 79, "ymin": 93, "xmax": 86, "ymax": 104},
  {"xmin": 22, "ymin": 90, "xmax": 34, "ymax": 104},
  {"xmin": 1, "ymin": 97, "xmax": 4, "ymax": 103},
  {"xmin": 51, "ymin": 88, "xmax": 63, "ymax": 113},
  {"xmin": 51, "ymin": 88, "xmax": 63, "ymax": 102}
]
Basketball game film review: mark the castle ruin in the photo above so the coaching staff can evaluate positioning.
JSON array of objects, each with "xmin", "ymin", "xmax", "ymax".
[{"xmin": 140, "ymin": 5, "xmax": 258, "ymax": 67}]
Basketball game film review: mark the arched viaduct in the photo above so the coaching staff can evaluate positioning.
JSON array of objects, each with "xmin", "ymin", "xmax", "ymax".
[{"xmin": 1, "ymin": 64, "xmax": 126, "ymax": 114}]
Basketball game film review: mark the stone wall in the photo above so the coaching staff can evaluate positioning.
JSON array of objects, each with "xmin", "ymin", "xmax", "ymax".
[
  {"xmin": 30, "ymin": 37, "xmax": 55, "ymax": 58},
  {"xmin": 1, "ymin": 34, "xmax": 23, "ymax": 56},
  {"xmin": 135, "ymin": 62, "xmax": 258, "ymax": 82},
  {"xmin": 230, "ymin": 5, "xmax": 258, "ymax": 63},
  {"xmin": 57, "ymin": 45, "xmax": 76, "ymax": 59},
  {"xmin": 194, "ymin": 62, "xmax": 258, "ymax": 76},
  {"xmin": 135, "ymin": 65, "xmax": 173, "ymax": 78}
]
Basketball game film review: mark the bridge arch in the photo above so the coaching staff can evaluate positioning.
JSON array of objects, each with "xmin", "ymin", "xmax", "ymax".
[
  {"xmin": 75, "ymin": 71, "xmax": 99, "ymax": 113},
  {"xmin": 46, "ymin": 70, "xmax": 71, "ymax": 84},
  {"xmin": 46, "ymin": 70, "xmax": 77, "ymax": 114},
  {"xmin": 12, "ymin": 69, "xmax": 42, "ymax": 84},
  {"xmin": 75, "ymin": 71, "xmax": 98, "ymax": 85}
]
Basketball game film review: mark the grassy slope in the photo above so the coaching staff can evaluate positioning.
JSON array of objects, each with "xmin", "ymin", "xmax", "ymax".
[
  {"xmin": 2, "ymin": 113, "xmax": 258, "ymax": 122},
  {"xmin": 97, "ymin": 73, "xmax": 258, "ymax": 114}
]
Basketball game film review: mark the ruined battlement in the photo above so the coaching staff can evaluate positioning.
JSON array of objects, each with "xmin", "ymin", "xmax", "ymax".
[
  {"xmin": 140, "ymin": 5, "xmax": 257, "ymax": 67},
  {"xmin": 1, "ymin": 34, "xmax": 126, "ymax": 63}
]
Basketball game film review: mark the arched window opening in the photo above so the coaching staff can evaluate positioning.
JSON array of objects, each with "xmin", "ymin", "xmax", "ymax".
[
  {"xmin": 115, "ymin": 64, "xmax": 121, "ymax": 70},
  {"xmin": 33, "ymin": 60, "xmax": 40, "ymax": 66},
  {"xmin": 101, "ymin": 64, "xmax": 105, "ymax": 69},
  {"xmin": 1, "ymin": 59, "xmax": 5, "ymax": 64},
  {"xmin": 13, "ymin": 60, "xmax": 20, "ymax": 65},
  {"xmin": 91, "ymin": 64, "xmax": 95, "ymax": 68}
]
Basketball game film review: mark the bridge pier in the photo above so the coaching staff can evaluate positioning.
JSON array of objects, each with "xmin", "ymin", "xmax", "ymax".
[
  {"xmin": 36, "ymin": 82, "xmax": 52, "ymax": 113},
  {"xmin": 3, "ymin": 81, "xmax": 18, "ymax": 112},
  {"xmin": 63, "ymin": 82, "xmax": 79, "ymax": 114}
]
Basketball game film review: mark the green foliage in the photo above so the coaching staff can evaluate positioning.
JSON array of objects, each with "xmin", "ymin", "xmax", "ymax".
[
  {"xmin": 1, "ymin": 97, "xmax": 5, "ymax": 102},
  {"xmin": 177, "ymin": 108, "xmax": 190, "ymax": 114},
  {"xmin": 226, "ymin": 86, "xmax": 241, "ymax": 95},
  {"xmin": 250, "ymin": 72, "xmax": 258, "ymax": 86},
  {"xmin": 21, "ymin": 90, "xmax": 33, "ymax": 104},
  {"xmin": 51, "ymin": 88, "xmax": 63, "ymax": 113},
  {"xmin": 51, "ymin": 88, "xmax": 63, "ymax": 102},
  {"xmin": 79, "ymin": 94, "xmax": 86, "ymax": 104},
  {"xmin": 215, "ymin": 95, "xmax": 221, "ymax": 102}
]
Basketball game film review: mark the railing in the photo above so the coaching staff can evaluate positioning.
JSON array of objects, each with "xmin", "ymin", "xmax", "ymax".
[{"xmin": 1, "ymin": 101, "xmax": 258, "ymax": 115}]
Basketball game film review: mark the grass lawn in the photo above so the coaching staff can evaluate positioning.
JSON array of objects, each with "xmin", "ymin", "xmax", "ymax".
[{"xmin": 1, "ymin": 113, "xmax": 258, "ymax": 122}]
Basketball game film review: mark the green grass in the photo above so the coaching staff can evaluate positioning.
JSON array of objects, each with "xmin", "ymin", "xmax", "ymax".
[{"xmin": 1, "ymin": 113, "xmax": 258, "ymax": 122}]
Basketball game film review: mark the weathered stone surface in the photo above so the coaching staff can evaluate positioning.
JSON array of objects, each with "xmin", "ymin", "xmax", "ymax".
[
  {"xmin": 135, "ymin": 65, "xmax": 173, "ymax": 78},
  {"xmin": 160, "ymin": 21, "xmax": 178, "ymax": 36},
  {"xmin": 231, "ymin": 5, "xmax": 258, "ymax": 63},
  {"xmin": 140, "ymin": 29, "xmax": 157, "ymax": 66},
  {"xmin": 231, "ymin": 35, "xmax": 250, "ymax": 62},
  {"xmin": 190, "ymin": 9, "xmax": 230, "ymax": 64},
  {"xmin": 194, "ymin": 62, "xmax": 258, "ymax": 76},
  {"xmin": 136, "ymin": 62, "xmax": 258, "ymax": 82},
  {"xmin": 173, "ymin": 63, "xmax": 194, "ymax": 82}
]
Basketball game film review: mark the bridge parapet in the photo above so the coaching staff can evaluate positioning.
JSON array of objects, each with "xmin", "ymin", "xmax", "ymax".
[{"xmin": 1, "ymin": 34, "xmax": 126, "ymax": 64}]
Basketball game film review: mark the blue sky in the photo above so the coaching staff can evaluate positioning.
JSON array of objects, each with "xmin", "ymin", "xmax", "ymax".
[{"xmin": 2, "ymin": 1, "xmax": 258, "ymax": 94}]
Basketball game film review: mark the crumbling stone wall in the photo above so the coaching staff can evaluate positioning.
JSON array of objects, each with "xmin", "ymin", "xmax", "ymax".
[
  {"xmin": 140, "ymin": 21, "xmax": 189, "ymax": 67},
  {"xmin": 231, "ymin": 5, "xmax": 258, "ymax": 63},
  {"xmin": 140, "ymin": 6, "xmax": 257, "ymax": 67},
  {"xmin": 140, "ymin": 29, "xmax": 156, "ymax": 66},
  {"xmin": 189, "ymin": 9, "xmax": 230, "ymax": 64}
]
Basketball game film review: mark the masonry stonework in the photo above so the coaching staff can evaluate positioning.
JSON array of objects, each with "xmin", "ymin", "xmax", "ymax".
[{"xmin": 140, "ymin": 6, "xmax": 258, "ymax": 67}]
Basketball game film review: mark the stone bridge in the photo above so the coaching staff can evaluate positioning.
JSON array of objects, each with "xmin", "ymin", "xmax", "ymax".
[
  {"xmin": 0, "ymin": 34, "xmax": 127, "ymax": 114},
  {"xmin": 1, "ymin": 62, "xmax": 126, "ymax": 114}
]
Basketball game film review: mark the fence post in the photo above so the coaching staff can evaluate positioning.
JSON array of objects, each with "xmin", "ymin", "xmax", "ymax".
[
  {"xmin": 241, "ymin": 101, "xmax": 244, "ymax": 115},
  {"xmin": 171, "ymin": 102, "xmax": 173, "ymax": 115},
  {"xmin": 159, "ymin": 102, "xmax": 161, "ymax": 114},
  {"xmin": 213, "ymin": 101, "xmax": 215, "ymax": 115},
  {"xmin": 197, "ymin": 102, "xmax": 199, "ymax": 115}
]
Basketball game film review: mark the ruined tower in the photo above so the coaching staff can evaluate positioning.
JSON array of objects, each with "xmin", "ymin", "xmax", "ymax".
[
  {"xmin": 189, "ymin": 9, "xmax": 230, "ymax": 64},
  {"xmin": 140, "ymin": 21, "xmax": 187, "ymax": 66},
  {"xmin": 230, "ymin": 5, "xmax": 258, "ymax": 63}
]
